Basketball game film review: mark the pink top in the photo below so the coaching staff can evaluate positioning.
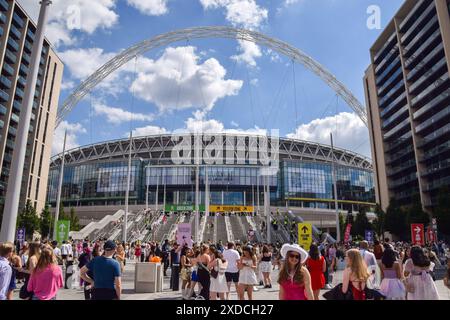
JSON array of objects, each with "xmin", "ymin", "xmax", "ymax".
[
  {"xmin": 27, "ymin": 265, "xmax": 63, "ymax": 300},
  {"xmin": 280, "ymin": 280, "xmax": 307, "ymax": 300}
]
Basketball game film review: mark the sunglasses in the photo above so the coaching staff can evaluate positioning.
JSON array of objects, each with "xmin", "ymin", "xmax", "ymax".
[{"xmin": 288, "ymin": 254, "xmax": 300, "ymax": 260}]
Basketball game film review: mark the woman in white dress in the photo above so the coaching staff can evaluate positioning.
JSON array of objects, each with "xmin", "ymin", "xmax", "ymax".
[
  {"xmin": 238, "ymin": 245, "xmax": 258, "ymax": 300},
  {"xmin": 208, "ymin": 247, "xmax": 229, "ymax": 300},
  {"xmin": 404, "ymin": 246, "xmax": 440, "ymax": 300}
]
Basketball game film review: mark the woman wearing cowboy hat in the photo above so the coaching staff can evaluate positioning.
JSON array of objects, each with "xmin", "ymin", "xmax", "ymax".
[{"xmin": 277, "ymin": 244, "xmax": 314, "ymax": 300}]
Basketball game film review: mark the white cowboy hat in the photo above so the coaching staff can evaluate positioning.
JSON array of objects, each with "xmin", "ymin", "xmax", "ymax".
[{"xmin": 280, "ymin": 243, "xmax": 308, "ymax": 264}]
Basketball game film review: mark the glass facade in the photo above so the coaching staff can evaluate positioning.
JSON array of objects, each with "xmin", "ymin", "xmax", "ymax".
[{"xmin": 47, "ymin": 159, "xmax": 375, "ymax": 210}]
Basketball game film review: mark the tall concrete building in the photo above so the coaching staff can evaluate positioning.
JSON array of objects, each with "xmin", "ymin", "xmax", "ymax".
[
  {"xmin": 0, "ymin": 0, "xmax": 63, "ymax": 215},
  {"xmin": 364, "ymin": 0, "xmax": 450, "ymax": 212}
]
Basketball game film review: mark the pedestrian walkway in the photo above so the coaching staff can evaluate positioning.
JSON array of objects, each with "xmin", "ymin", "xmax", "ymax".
[{"xmin": 11, "ymin": 261, "xmax": 450, "ymax": 300}]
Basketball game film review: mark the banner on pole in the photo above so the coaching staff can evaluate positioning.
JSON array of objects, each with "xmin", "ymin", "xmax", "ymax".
[
  {"xmin": 176, "ymin": 223, "xmax": 193, "ymax": 248},
  {"xmin": 298, "ymin": 222, "xmax": 312, "ymax": 251},
  {"xmin": 410, "ymin": 224, "xmax": 424, "ymax": 246},
  {"xmin": 16, "ymin": 228, "xmax": 25, "ymax": 244},
  {"xmin": 365, "ymin": 230, "xmax": 374, "ymax": 244},
  {"xmin": 344, "ymin": 224, "xmax": 352, "ymax": 243},
  {"xmin": 56, "ymin": 220, "xmax": 70, "ymax": 244}
]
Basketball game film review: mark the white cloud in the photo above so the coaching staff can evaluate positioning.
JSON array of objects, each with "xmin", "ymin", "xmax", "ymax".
[
  {"xmin": 250, "ymin": 78, "xmax": 258, "ymax": 86},
  {"xmin": 285, "ymin": 0, "xmax": 299, "ymax": 5},
  {"xmin": 199, "ymin": 0, "xmax": 268, "ymax": 30},
  {"xmin": 127, "ymin": 0, "xmax": 169, "ymax": 16},
  {"xmin": 52, "ymin": 121, "xmax": 87, "ymax": 155},
  {"xmin": 131, "ymin": 125, "xmax": 168, "ymax": 137},
  {"xmin": 60, "ymin": 80, "xmax": 75, "ymax": 91},
  {"xmin": 230, "ymin": 120, "xmax": 239, "ymax": 127},
  {"xmin": 17, "ymin": 0, "xmax": 118, "ymax": 47},
  {"xmin": 130, "ymin": 46, "xmax": 243, "ymax": 113},
  {"xmin": 287, "ymin": 112, "xmax": 371, "ymax": 158},
  {"xmin": 92, "ymin": 102, "xmax": 154, "ymax": 124},
  {"xmin": 231, "ymin": 40, "xmax": 262, "ymax": 67},
  {"xmin": 58, "ymin": 48, "xmax": 116, "ymax": 80}
]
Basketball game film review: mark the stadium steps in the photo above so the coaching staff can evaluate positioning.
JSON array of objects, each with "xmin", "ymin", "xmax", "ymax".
[
  {"xmin": 228, "ymin": 215, "xmax": 246, "ymax": 242},
  {"xmin": 216, "ymin": 215, "xmax": 228, "ymax": 242}
]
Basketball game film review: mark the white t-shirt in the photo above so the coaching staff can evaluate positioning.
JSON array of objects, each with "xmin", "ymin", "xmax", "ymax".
[
  {"xmin": 61, "ymin": 244, "xmax": 72, "ymax": 256},
  {"xmin": 53, "ymin": 247, "xmax": 61, "ymax": 257},
  {"xmin": 223, "ymin": 249, "xmax": 240, "ymax": 273},
  {"xmin": 360, "ymin": 249, "xmax": 377, "ymax": 268}
]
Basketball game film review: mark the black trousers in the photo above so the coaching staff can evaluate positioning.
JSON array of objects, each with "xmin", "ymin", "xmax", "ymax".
[
  {"xmin": 91, "ymin": 288, "xmax": 117, "ymax": 300},
  {"xmin": 170, "ymin": 265, "xmax": 180, "ymax": 291},
  {"xmin": 197, "ymin": 268, "xmax": 210, "ymax": 300},
  {"xmin": 163, "ymin": 257, "xmax": 169, "ymax": 275}
]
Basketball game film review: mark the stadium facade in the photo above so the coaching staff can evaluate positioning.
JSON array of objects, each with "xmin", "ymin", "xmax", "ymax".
[{"xmin": 47, "ymin": 134, "xmax": 375, "ymax": 222}]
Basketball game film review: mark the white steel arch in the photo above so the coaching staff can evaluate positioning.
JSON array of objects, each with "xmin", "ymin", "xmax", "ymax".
[{"xmin": 56, "ymin": 26, "xmax": 367, "ymax": 127}]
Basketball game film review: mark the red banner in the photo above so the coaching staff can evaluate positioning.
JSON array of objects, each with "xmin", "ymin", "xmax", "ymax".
[
  {"xmin": 411, "ymin": 224, "xmax": 424, "ymax": 246},
  {"xmin": 427, "ymin": 228, "xmax": 436, "ymax": 244},
  {"xmin": 344, "ymin": 224, "xmax": 352, "ymax": 243}
]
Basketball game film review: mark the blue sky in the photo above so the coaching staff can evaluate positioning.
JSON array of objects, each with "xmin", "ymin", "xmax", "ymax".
[{"xmin": 18, "ymin": 0, "xmax": 404, "ymax": 158}]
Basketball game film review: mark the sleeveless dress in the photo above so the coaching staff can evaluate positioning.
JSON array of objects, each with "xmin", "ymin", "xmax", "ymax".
[
  {"xmin": 210, "ymin": 259, "xmax": 228, "ymax": 293},
  {"xmin": 379, "ymin": 268, "xmax": 405, "ymax": 300},
  {"xmin": 350, "ymin": 281, "xmax": 366, "ymax": 300},
  {"xmin": 238, "ymin": 259, "xmax": 258, "ymax": 285},
  {"xmin": 306, "ymin": 256, "xmax": 325, "ymax": 290},
  {"xmin": 280, "ymin": 280, "xmax": 307, "ymax": 300},
  {"xmin": 405, "ymin": 263, "xmax": 440, "ymax": 300}
]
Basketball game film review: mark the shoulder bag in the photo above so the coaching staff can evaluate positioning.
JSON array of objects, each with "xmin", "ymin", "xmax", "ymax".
[{"xmin": 210, "ymin": 259, "xmax": 219, "ymax": 279}]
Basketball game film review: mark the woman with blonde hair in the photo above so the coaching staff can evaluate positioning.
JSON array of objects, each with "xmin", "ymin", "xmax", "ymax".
[
  {"xmin": 27, "ymin": 247, "xmax": 63, "ymax": 300},
  {"xmin": 115, "ymin": 244, "xmax": 125, "ymax": 273},
  {"xmin": 342, "ymin": 249, "xmax": 370, "ymax": 300},
  {"xmin": 277, "ymin": 244, "xmax": 314, "ymax": 300}
]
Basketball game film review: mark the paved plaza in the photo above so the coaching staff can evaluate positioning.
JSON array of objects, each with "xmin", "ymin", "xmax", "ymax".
[{"xmin": 11, "ymin": 261, "xmax": 450, "ymax": 300}]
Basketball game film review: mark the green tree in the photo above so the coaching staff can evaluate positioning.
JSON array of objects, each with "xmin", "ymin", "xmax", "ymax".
[
  {"xmin": 372, "ymin": 204, "xmax": 386, "ymax": 239},
  {"xmin": 353, "ymin": 207, "xmax": 372, "ymax": 238},
  {"xmin": 69, "ymin": 207, "xmax": 80, "ymax": 231},
  {"xmin": 40, "ymin": 205, "xmax": 52, "ymax": 240},
  {"xmin": 433, "ymin": 186, "xmax": 450, "ymax": 237},
  {"xmin": 385, "ymin": 198, "xmax": 408, "ymax": 240},
  {"xmin": 16, "ymin": 200, "xmax": 40, "ymax": 240},
  {"xmin": 406, "ymin": 194, "xmax": 430, "ymax": 226}
]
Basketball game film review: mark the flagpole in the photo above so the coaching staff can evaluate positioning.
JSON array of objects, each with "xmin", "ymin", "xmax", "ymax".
[
  {"xmin": 53, "ymin": 130, "xmax": 67, "ymax": 240},
  {"xmin": 330, "ymin": 133, "xmax": 341, "ymax": 243}
]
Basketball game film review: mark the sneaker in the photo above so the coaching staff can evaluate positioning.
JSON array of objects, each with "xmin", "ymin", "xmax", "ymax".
[{"xmin": 253, "ymin": 286, "xmax": 259, "ymax": 292}]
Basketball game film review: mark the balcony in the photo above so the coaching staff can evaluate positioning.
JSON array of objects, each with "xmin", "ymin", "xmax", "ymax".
[
  {"xmin": 385, "ymin": 131, "xmax": 412, "ymax": 152},
  {"xmin": 387, "ymin": 159, "xmax": 417, "ymax": 177},
  {"xmin": 5, "ymin": 49, "xmax": 17, "ymax": 64},
  {"xmin": 378, "ymin": 79, "xmax": 405, "ymax": 107},
  {"xmin": 9, "ymin": 24, "xmax": 21, "ymax": 40},
  {"xmin": 410, "ymin": 74, "xmax": 449, "ymax": 108},
  {"xmin": 389, "ymin": 172, "xmax": 418, "ymax": 188},
  {"xmin": 0, "ymin": 103, "xmax": 6, "ymax": 115},
  {"xmin": 380, "ymin": 92, "xmax": 407, "ymax": 118},
  {"xmin": 7, "ymin": 38, "xmax": 19, "ymax": 52},
  {"xmin": 407, "ymin": 43, "xmax": 444, "ymax": 81},
  {"xmin": 373, "ymin": 32, "xmax": 397, "ymax": 65},
  {"xmin": 408, "ymin": 58, "xmax": 447, "ymax": 95},
  {"xmin": 12, "ymin": 100, "xmax": 20, "ymax": 111},
  {"xmin": 404, "ymin": 29, "xmax": 441, "ymax": 68},
  {"xmin": 423, "ymin": 159, "xmax": 450, "ymax": 177},
  {"xmin": 399, "ymin": 0, "xmax": 427, "ymax": 32},
  {"xmin": 418, "ymin": 123, "xmax": 450, "ymax": 147},
  {"xmin": 0, "ymin": 75, "xmax": 11, "ymax": 88},
  {"xmin": 12, "ymin": 13, "xmax": 24, "ymax": 29},
  {"xmin": 17, "ymin": 76, "xmax": 26, "ymax": 87},
  {"xmin": 22, "ymin": 53, "xmax": 31, "ymax": 65},
  {"xmin": 377, "ymin": 67, "xmax": 403, "ymax": 96},
  {"xmin": 415, "ymin": 105, "xmax": 450, "ymax": 134},
  {"xmin": 2, "ymin": 62, "xmax": 14, "ymax": 76},
  {"xmin": 24, "ymin": 40, "xmax": 32, "ymax": 53},
  {"xmin": 5, "ymin": 139, "xmax": 13, "ymax": 150},
  {"xmin": 10, "ymin": 112, "xmax": 19, "ymax": 124},
  {"xmin": 382, "ymin": 105, "xmax": 409, "ymax": 130},
  {"xmin": 15, "ymin": 87, "xmax": 24, "ymax": 99},
  {"xmin": 19, "ymin": 63, "xmax": 28, "ymax": 76},
  {"xmin": 26, "ymin": 28, "xmax": 35, "ymax": 40},
  {"xmin": 424, "ymin": 176, "xmax": 450, "ymax": 192},
  {"xmin": 412, "ymin": 83, "xmax": 450, "ymax": 121},
  {"xmin": 375, "ymin": 47, "xmax": 399, "ymax": 76},
  {"xmin": 0, "ymin": 12, "xmax": 6, "ymax": 25},
  {"xmin": 383, "ymin": 117, "xmax": 411, "ymax": 140},
  {"xmin": 401, "ymin": 1, "xmax": 437, "ymax": 46},
  {"xmin": 0, "ymin": 0, "xmax": 9, "ymax": 11},
  {"xmin": 421, "ymin": 141, "xmax": 450, "ymax": 162},
  {"xmin": 0, "ymin": 89, "xmax": 9, "ymax": 101},
  {"xmin": 8, "ymin": 126, "xmax": 16, "ymax": 136}
]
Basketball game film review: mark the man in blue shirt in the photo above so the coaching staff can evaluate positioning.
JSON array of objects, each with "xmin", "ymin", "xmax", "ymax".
[
  {"xmin": 80, "ymin": 240, "xmax": 121, "ymax": 300},
  {"xmin": 0, "ymin": 242, "xmax": 13, "ymax": 300}
]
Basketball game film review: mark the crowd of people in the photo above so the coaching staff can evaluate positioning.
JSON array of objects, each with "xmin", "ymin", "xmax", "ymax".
[{"xmin": 0, "ymin": 235, "xmax": 449, "ymax": 300}]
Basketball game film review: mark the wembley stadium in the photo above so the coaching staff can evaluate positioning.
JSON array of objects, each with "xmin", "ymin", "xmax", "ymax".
[{"xmin": 47, "ymin": 133, "xmax": 375, "ymax": 244}]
